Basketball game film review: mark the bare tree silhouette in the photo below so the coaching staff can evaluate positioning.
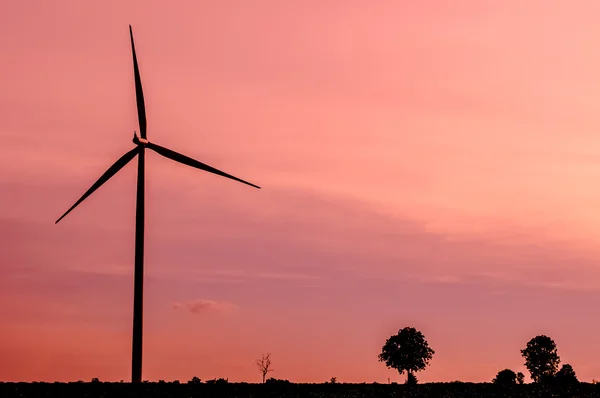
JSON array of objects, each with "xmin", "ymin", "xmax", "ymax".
[{"xmin": 256, "ymin": 353, "xmax": 274, "ymax": 383}]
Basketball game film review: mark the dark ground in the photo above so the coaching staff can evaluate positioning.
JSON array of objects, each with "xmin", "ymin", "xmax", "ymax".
[{"xmin": 2, "ymin": 381, "xmax": 600, "ymax": 398}]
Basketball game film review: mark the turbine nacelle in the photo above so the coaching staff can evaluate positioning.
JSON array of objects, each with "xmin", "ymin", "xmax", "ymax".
[{"xmin": 133, "ymin": 132, "xmax": 149, "ymax": 146}]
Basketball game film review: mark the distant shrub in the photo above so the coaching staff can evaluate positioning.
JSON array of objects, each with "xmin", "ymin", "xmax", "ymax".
[
  {"xmin": 554, "ymin": 364, "xmax": 578, "ymax": 385},
  {"xmin": 493, "ymin": 369, "xmax": 517, "ymax": 385},
  {"xmin": 205, "ymin": 378, "xmax": 228, "ymax": 385},
  {"xmin": 188, "ymin": 376, "xmax": 201, "ymax": 384},
  {"xmin": 265, "ymin": 378, "xmax": 292, "ymax": 386}
]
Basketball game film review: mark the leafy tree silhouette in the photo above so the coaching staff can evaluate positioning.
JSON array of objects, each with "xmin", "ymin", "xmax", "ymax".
[
  {"xmin": 516, "ymin": 372, "xmax": 525, "ymax": 385},
  {"xmin": 378, "ymin": 326, "xmax": 434, "ymax": 385},
  {"xmin": 554, "ymin": 364, "xmax": 579, "ymax": 385},
  {"xmin": 520, "ymin": 335, "xmax": 560, "ymax": 383},
  {"xmin": 493, "ymin": 369, "xmax": 517, "ymax": 385}
]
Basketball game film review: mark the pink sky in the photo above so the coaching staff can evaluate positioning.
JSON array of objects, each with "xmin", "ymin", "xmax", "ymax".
[{"xmin": 2, "ymin": 0, "xmax": 600, "ymax": 383}]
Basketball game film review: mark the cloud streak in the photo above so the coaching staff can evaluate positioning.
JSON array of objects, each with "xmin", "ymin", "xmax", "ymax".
[{"xmin": 172, "ymin": 299, "xmax": 238, "ymax": 314}]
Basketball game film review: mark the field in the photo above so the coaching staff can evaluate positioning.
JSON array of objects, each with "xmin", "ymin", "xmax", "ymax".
[{"xmin": 2, "ymin": 381, "xmax": 600, "ymax": 398}]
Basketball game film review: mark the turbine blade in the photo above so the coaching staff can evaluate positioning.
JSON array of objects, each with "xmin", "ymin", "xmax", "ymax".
[
  {"xmin": 146, "ymin": 142, "xmax": 261, "ymax": 189},
  {"xmin": 129, "ymin": 25, "xmax": 147, "ymax": 139},
  {"xmin": 55, "ymin": 147, "xmax": 139, "ymax": 224}
]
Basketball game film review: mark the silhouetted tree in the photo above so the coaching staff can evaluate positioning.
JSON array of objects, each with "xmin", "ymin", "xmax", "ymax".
[
  {"xmin": 555, "ymin": 364, "xmax": 578, "ymax": 385},
  {"xmin": 521, "ymin": 335, "xmax": 560, "ymax": 383},
  {"xmin": 517, "ymin": 372, "xmax": 525, "ymax": 385},
  {"xmin": 493, "ymin": 369, "xmax": 517, "ymax": 385},
  {"xmin": 378, "ymin": 326, "xmax": 435, "ymax": 384},
  {"xmin": 406, "ymin": 372, "xmax": 418, "ymax": 385},
  {"xmin": 188, "ymin": 376, "xmax": 201, "ymax": 384},
  {"xmin": 330, "ymin": 377, "xmax": 337, "ymax": 384},
  {"xmin": 256, "ymin": 353, "xmax": 274, "ymax": 383}
]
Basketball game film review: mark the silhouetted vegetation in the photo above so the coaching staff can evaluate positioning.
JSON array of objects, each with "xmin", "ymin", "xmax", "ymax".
[
  {"xmin": 492, "ymin": 369, "xmax": 517, "ymax": 385},
  {"xmin": 256, "ymin": 353, "xmax": 274, "ymax": 383},
  {"xmin": 188, "ymin": 376, "xmax": 201, "ymax": 384},
  {"xmin": 378, "ymin": 327, "xmax": 435, "ymax": 384},
  {"xmin": 406, "ymin": 372, "xmax": 418, "ymax": 385},
  {"xmin": 516, "ymin": 372, "xmax": 524, "ymax": 385},
  {"xmin": 554, "ymin": 364, "xmax": 579, "ymax": 386},
  {"xmin": 265, "ymin": 377, "xmax": 291, "ymax": 386},
  {"xmin": 3, "ymin": 381, "xmax": 600, "ymax": 398},
  {"xmin": 521, "ymin": 335, "xmax": 560, "ymax": 384},
  {"xmin": 3, "ymin": 329, "xmax": 597, "ymax": 397},
  {"xmin": 205, "ymin": 378, "xmax": 229, "ymax": 385}
]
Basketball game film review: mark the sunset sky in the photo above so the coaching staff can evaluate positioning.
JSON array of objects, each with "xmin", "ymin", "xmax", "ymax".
[{"xmin": 3, "ymin": 0, "xmax": 600, "ymax": 384}]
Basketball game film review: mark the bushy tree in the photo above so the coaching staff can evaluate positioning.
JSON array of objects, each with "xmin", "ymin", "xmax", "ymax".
[
  {"xmin": 378, "ymin": 326, "xmax": 435, "ymax": 384},
  {"xmin": 520, "ymin": 335, "xmax": 560, "ymax": 383},
  {"xmin": 554, "ymin": 364, "xmax": 578, "ymax": 385},
  {"xmin": 493, "ymin": 369, "xmax": 517, "ymax": 385},
  {"xmin": 516, "ymin": 372, "xmax": 525, "ymax": 385}
]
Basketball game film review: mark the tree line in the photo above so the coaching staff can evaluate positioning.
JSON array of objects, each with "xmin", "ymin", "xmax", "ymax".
[{"xmin": 378, "ymin": 326, "xmax": 582, "ymax": 386}]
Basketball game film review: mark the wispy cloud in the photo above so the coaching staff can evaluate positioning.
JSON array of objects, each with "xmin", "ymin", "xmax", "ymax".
[
  {"xmin": 171, "ymin": 268, "xmax": 323, "ymax": 285},
  {"xmin": 357, "ymin": 269, "xmax": 600, "ymax": 292},
  {"xmin": 172, "ymin": 299, "xmax": 238, "ymax": 314},
  {"xmin": 255, "ymin": 272, "xmax": 321, "ymax": 281}
]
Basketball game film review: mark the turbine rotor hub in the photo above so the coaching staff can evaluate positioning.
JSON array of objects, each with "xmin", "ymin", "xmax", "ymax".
[{"xmin": 133, "ymin": 133, "xmax": 149, "ymax": 146}]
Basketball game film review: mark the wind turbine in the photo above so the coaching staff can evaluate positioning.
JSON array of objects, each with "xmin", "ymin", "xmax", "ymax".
[{"xmin": 55, "ymin": 25, "xmax": 261, "ymax": 383}]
